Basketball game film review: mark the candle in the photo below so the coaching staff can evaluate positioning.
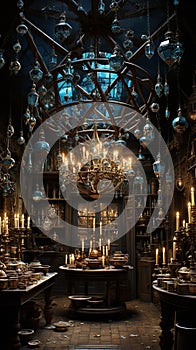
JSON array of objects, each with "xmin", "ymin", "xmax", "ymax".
[
  {"xmin": 65, "ymin": 254, "xmax": 68, "ymax": 265},
  {"xmin": 82, "ymin": 238, "xmax": 84, "ymax": 253},
  {"xmin": 100, "ymin": 221, "xmax": 102, "ymax": 236},
  {"xmin": 155, "ymin": 248, "xmax": 159, "ymax": 265},
  {"xmin": 176, "ymin": 211, "xmax": 180, "ymax": 231},
  {"xmin": 21, "ymin": 214, "xmax": 24, "ymax": 229},
  {"xmin": 162, "ymin": 247, "xmax": 166, "ymax": 264},
  {"xmin": 106, "ymin": 245, "xmax": 108, "ymax": 257},
  {"xmin": 102, "ymin": 245, "xmax": 105, "ymax": 257},
  {"xmin": 93, "ymin": 217, "xmax": 95, "ymax": 232},
  {"xmin": 191, "ymin": 187, "xmax": 195, "ymax": 206},
  {"xmin": 108, "ymin": 239, "xmax": 110, "ymax": 251},
  {"xmin": 99, "ymin": 238, "xmax": 102, "ymax": 251},
  {"xmin": 188, "ymin": 202, "xmax": 192, "ymax": 223},
  {"xmin": 27, "ymin": 216, "xmax": 30, "ymax": 229},
  {"xmin": 102, "ymin": 255, "xmax": 105, "ymax": 267},
  {"xmin": 182, "ymin": 219, "xmax": 186, "ymax": 228},
  {"xmin": 173, "ymin": 236, "xmax": 176, "ymax": 260}
]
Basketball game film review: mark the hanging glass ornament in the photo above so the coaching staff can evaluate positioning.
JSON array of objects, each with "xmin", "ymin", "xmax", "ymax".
[
  {"xmin": 33, "ymin": 128, "xmax": 50, "ymax": 159},
  {"xmin": 150, "ymin": 102, "xmax": 160, "ymax": 113},
  {"xmin": 0, "ymin": 50, "xmax": 5, "ymax": 69},
  {"xmin": 123, "ymin": 30, "xmax": 134, "ymax": 50},
  {"xmin": 17, "ymin": 0, "xmax": 24, "ymax": 10},
  {"xmin": 27, "ymin": 84, "xmax": 39, "ymax": 107},
  {"xmin": 13, "ymin": 40, "xmax": 21, "ymax": 54},
  {"xmin": 16, "ymin": 22, "xmax": 28, "ymax": 35},
  {"xmin": 155, "ymin": 77, "xmax": 163, "ymax": 97},
  {"xmin": 109, "ymin": 46, "xmax": 123, "ymax": 71},
  {"xmin": 157, "ymin": 30, "xmax": 183, "ymax": 66},
  {"xmin": 9, "ymin": 60, "xmax": 21, "ymax": 74},
  {"xmin": 165, "ymin": 106, "xmax": 170, "ymax": 119},
  {"xmin": 172, "ymin": 108, "xmax": 188, "ymax": 133},
  {"xmin": 98, "ymin": 0, "xmax": 105, "ymax": 14},
  {"xmin": 29, "ymin": 61, "xmax": 43, "ymax": 83},
  {"xmin": 50, "ymin": 47, "xmax": 58, "ymax": 67},
  {"xmin": 17, "ymin": 131, "xmax": 25, "ymax": 145},
  {"xmin": 164, "ymin": 81, "xmax": 169, "ymax": 96},
  {"xmin": 125, "ymin": 50, "xmax": 133, "ymax": 59},
  {"xmin": 54, "ymin": 12, "xmax": 72, "ymax": 41},
  {"xmin": 111, "ymin": 16, "xmax": 121, "ymax": 34},
  {"xmin": 145, "ymin": 39, "xmax": 155, "ymax": 59},
  {"xmin": 153, "ymin": 153, "xmax": 165, "ymax": 178}
]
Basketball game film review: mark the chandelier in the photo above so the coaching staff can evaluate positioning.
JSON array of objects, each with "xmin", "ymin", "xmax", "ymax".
[{"xmin": 59, "ymin": 122, "xmax": 135, "ymax": 198}]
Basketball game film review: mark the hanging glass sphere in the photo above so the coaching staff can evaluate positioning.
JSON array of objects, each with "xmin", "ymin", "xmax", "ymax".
[
  {"xmin": 1, "ymin": 154, "xmax": 15, "ymax": 171},
  {"xmin": 13, "ymin": 40, "xmax": 21, "ymax": 54},
  {"xmin": 28, "ymin": 116, "xmax": 36, "ymax": 129},
  {"xmin": 9, "ymin": 60, "xmax": 21, "ymax": 74},
  {"xmin": 109, "ymin": 46, "xmax": 123, "ymax": 71},
  {"xmin": 111, "ymin": 18, "xmax": 121, "ymax": 34},
  {"xmin": 17, "ymin": 131, "xmax": 25, "ymax": 145},
  {"xmin": 134, "ymin": 129, "xmax": 141, "ymax": 139},
  {"xmin": 123, "ymin": 31, "xmax": 134, "ymax": 49},
  {"xmin": 139, "ymin": 135, "xmax": 151, "ymax": 148},
  {"xmin": 0, "ymin": 51, "xmax": 5, "ymax": 69},
  {"xmin": 16, "ymin": 22, "xmax": 28, "ymax": 35},
  {"xmin": 150, "ymin": 102, "xmax": 160, "ymax": 113},
  {"xmin": 54, "ymin": 12, "xmax": 72, "ymax": 41},
  {"xmin": 27, "ymin": 84, "xmax": 39, "ymax": 107},
  {"xmin": 172, "ymin": 113, "xmax": 188, "ymax": 133},
  {"xmin": 33, "ymin": 128, "xmax": 50, "ymax": 158},
  {"xmin": 29, "ymin": 61, "xmax": 43, "ymax": 83},
  {"xmin": 125, "ymin": 50, "xmax": 133, "ymax": 59},
  {"xmin": 145, "ymin": 39, "xmax": 155, "ymax": 59},
  {"xmin": 153, "ymin": 153, "xmax": 165, "ymax": 178},
  {"xmin": 157, "ymin": 31, "xmax": 183, "ymax": 66}
]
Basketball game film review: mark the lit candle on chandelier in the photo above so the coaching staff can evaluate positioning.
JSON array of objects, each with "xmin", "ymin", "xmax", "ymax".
[
  {"xmin": 188, "ymin": 202, "xmax": 192, "ymax": 224},
  {"xmin": 155, "ymin": 248, "xmax": 159, "ymax": 265},
  {"xmin": 162, "ymin": 247, "xmax": 166, "ymax": 264},
  {"xmin": 21, "ymin": 214, "xmax": 25, "ymax": 229},
  {"xmin": 191, "ymin": 187, "xmax": 195, "ymax": 206},
  {"xmin": 173, "ymin": 236, "xmax": 176, "ymax": 260},
  {"xmin": 82, "ymin": 238, "xmax": 84, "ymax": 253},
  {"xmin": 176, "ymin": 211, "xmax": 180, "ymax": 231},
  {"xmin": 100, "ymin": 221, "xmax": 102, "ymax": 236},
  {"xmin": 93, "ymin": 217, "xmax": 95, "ymax": 232}
]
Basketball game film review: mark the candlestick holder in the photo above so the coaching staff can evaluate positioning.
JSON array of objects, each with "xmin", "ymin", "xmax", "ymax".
[{"xmin": 168, "ymin": 261, "xmax": 181, "ymax": 277}]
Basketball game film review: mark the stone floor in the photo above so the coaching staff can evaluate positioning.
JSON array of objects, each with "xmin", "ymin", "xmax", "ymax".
[{"xmin": 19, "ymin": 295, "xmax": 163, "ymax": 350}]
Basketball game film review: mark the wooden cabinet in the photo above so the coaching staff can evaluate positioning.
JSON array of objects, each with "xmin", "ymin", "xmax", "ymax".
[{"xmin": 137, "ymin": 256, "xmax": 155, "ymax": 302}]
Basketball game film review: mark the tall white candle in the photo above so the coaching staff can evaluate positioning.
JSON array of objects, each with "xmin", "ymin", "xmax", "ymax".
[
  {"xmin": 100, "ymin": 221, "xmax": 102, "ymax": 236},
  {"xmin": 155, "ymin": 248, "xmax": 159, "ymax": 265},
  {"xmin": 173, "ymin": 236, "xmax": 176, "ymax": 260},
  {"xmin": 82, "ymin": 238, "xmax": 84, "ymax": 253},
  {"xmin": 188, "ymin": 202, "xmax": 192, "ymax": 223},
  {"xmin": 162, "ymin": 247, "xmax": 166, "ymax": 264},
  {"xmin": 108, "ymin": 239, "xmax": 110, "ymax": 251},
  {"xmin": 176, "ymin": 211, "xmax": 180, "ymax": 231},
  {"xmin": 27, "ymin": 216, "xmax": 30, "ymax": 229},
  {"xmin": 93, "ymin": 217, "xmax": 95, "ymax": 232},
  {"xmin": 21, "ymin": 214, "xmax": 24, "ymax": 229},
  {"xmin": 191, "ymin": 187, "xmax": 195, "ymax": 206}
]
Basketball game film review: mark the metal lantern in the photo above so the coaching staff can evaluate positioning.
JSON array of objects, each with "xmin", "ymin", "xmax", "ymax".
[{"xmin": 54, "ymin": 12, "xmax": 72, "ymax": 42}]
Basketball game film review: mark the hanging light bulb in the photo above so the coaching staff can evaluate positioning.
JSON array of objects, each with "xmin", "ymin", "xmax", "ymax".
[{"xmin": 54, "ymin": 12, "xmax": 72, "ymax": 42}]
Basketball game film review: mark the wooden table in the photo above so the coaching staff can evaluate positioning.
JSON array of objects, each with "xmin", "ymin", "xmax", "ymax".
[
  {"xmin": 153, "ymin": 284, "xmax": 196, "ymax": 350},
  {"xmin": 0, "ymin": 272, "xmax": 57, "ymax": 350},
  {"xmin": 59, "ymin": 265, "xmax": 132, "ymax": 315}
]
